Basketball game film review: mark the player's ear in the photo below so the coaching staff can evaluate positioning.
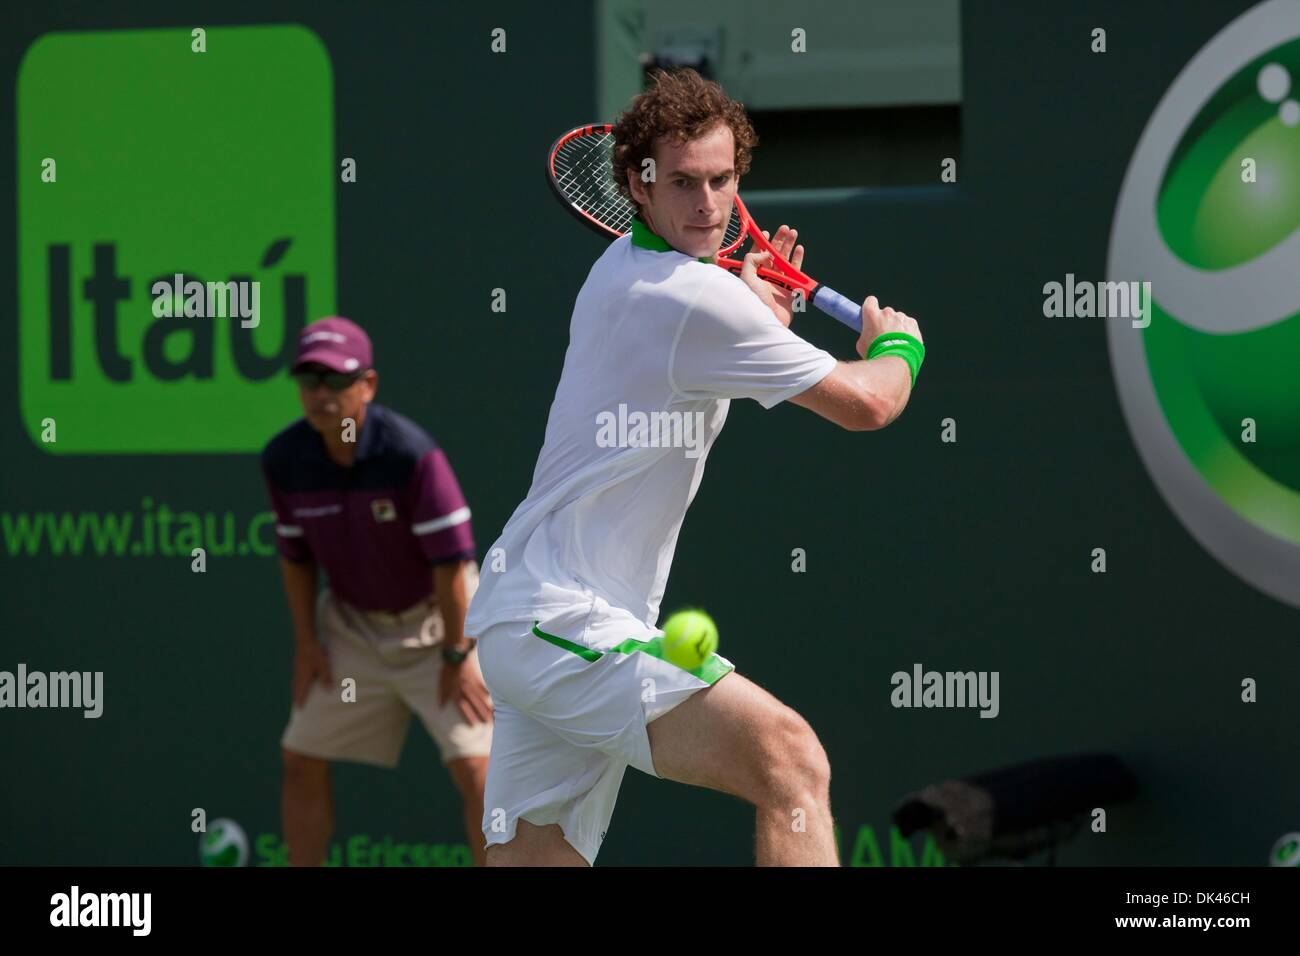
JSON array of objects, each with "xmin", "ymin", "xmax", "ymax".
[
  {"xmin": 627, "ymin": 170, "xmax": 647, "ymax": 206},
  {"xmin": 362, "ymin": 369, "xmax": 378, "ymax": 402}
]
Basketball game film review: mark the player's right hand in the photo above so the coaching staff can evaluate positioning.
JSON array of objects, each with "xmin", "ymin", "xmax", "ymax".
[
  {"xmin": 738, "ymin": 227, "xmax": 804, "ymax": 328},
  {"xmin": 292, "ymin": 642, "xmax": 331, "ymax": 707},
  {"xmin": 857, "ymin": 295, "xmax": 923, "ymax": 359}
]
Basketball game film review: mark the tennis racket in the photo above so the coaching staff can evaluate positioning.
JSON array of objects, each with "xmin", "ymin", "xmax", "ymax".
[{"xmin": 546, "ymin": 123, "xmax": 864, "ymax": 333}]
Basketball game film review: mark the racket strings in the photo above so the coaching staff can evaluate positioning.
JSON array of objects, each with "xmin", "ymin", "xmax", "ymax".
[{"xmin": 553, "ymin": 134, "xmax": 635, "ymax": 233}]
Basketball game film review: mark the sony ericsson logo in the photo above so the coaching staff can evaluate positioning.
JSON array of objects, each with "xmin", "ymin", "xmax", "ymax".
[
  {"xmin": 1107, "ymin": 0, "xmax": 1300, "ymax": 608},
  {"xmin": 17, "ymin": 26, "xmax": 337, "ymax": 454}
]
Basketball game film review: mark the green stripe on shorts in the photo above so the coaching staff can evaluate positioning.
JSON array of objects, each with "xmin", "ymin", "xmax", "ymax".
[{"xmin": 531, "ymin": 622, "xmax": 733, "ymax": 684}]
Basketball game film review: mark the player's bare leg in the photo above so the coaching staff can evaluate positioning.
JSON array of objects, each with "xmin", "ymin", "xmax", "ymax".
[
  {"xmin": 647, "ymin": 672, "xmax": 838, "ymax": 866},
  {"xmin": 446, "ymin": 755, "xmax": 490, "ymax": 867},
  {"xmin": 485, "ymin": 819, "xmax": 590, "ymax": 867},
  {"xmin": 281, "ymin": 748, "xmax": 334, "ymax": 866}
]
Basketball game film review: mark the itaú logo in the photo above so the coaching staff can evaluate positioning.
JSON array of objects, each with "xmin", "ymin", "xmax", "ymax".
[
  {"xmin": 17, "ymin": 26, "xmax": 336, "ymax": 454},
  {"xmin": 1107, "ymin": 0, "xmax": 1300, "ymax": 608}
]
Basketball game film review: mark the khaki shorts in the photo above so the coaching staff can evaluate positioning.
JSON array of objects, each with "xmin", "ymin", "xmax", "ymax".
[{"xmin": 281, "ymin": 581, "xmax": 492, "ymax": 769}]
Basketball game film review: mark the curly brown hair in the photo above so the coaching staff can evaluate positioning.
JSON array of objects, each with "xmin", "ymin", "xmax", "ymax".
[{"xmin": 612, "ymin": 68, "xmax": 758, "ymax": 210}]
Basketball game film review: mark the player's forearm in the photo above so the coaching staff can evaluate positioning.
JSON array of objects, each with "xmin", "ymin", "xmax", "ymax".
[
  {"xmin": 433, "ymin": 560, "xmax": 471, "ymax": 649},
  {"xmin": 278, "ymin": 556, "xmax": 319, "ymax": 648},
  {"xmin": 861, "ymin": 354, "xmax": 914, "ymax": 428}
]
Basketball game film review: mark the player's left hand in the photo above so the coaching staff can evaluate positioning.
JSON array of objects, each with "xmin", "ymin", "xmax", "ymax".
[
  {"xmin": 439, "ymin": 650, "xmax": 494, "ymax": 725},
  {"xmin": 739, "ymin": 226, "xmax": 804, "ymax": 328}
]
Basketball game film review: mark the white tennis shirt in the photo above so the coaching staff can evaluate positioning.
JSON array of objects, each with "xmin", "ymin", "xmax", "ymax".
[{"xmin": 465, "ymin": 218, "xmax": 838, "ymax": 637}]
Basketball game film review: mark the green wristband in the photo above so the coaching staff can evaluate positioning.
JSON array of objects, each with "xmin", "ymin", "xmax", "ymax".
[{"xmin": 865, "ymin": 332, "xmax": 925, "ymax": 386}]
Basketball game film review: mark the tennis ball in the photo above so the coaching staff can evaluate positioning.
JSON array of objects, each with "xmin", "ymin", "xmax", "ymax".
[
  {"xmin": 661, "ymin": 609, "xmax": 718, "ymax": 670},
  {"xmin": 200, "ymin": 818, "xmax": 249, "ymax": 867}
]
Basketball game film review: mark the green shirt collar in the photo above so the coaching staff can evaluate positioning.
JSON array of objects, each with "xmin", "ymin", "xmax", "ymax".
[{"xmin": 630, "ymin": 215, "xmax": 713, "ymax": 263}]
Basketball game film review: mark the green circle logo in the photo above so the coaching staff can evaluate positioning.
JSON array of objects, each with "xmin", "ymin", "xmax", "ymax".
[
  {"xmin": 1271, "ymin": 831, "xmax": 1300, "ymax": 866},
  {"xmin": 1108, "ymin": 0, "xmax": 1300, "ymax": 607},
  {"xmin": 200, "ymin": 818, "xmax": 249, "ymax": 867}
]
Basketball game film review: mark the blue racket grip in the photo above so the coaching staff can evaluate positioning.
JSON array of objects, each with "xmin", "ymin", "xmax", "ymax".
[{"xmin": 810, "ymin": 285, "xmax": 862, "ymax": 333}]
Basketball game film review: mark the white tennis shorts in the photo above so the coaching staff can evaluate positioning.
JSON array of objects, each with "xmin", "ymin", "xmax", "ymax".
[{"xmin": 476, "ymin": 596, "xmax": 735, "ymax": 865}]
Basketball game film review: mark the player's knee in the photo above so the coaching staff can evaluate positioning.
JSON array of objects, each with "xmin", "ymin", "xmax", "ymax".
[{"xmin": 756, "ymin": 709, "xmax": 831, "ymax": 807}]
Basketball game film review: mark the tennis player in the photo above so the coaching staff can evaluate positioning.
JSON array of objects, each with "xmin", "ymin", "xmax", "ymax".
[
  {"xmin": 262, "ymin": 316, "xmax": 493, "ymax": 866},
  {"xmin": 465, "ymin": 69, "xmax": 924, "ymax": 866}
]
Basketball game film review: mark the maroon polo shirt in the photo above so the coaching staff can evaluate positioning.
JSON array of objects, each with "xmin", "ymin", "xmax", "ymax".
[{"xmin": 260, "ymin": 403, "xmax": 476, "ymax": 613}]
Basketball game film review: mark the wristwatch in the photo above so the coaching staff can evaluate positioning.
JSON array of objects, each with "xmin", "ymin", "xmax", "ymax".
[{"xmin": 441, "ymin": 639, "xmax": 476, "ymax": 664}]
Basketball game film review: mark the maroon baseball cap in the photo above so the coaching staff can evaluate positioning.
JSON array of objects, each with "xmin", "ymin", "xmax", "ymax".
[{"xmin": 293, "ymin": 316, "xmax": 373, "ymax": 373}]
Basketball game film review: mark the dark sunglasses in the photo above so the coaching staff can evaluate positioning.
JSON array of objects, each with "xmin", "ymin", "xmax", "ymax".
[{"xmin": 292, "ymin": 367, "xmax": 368, "ymax": 391}]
